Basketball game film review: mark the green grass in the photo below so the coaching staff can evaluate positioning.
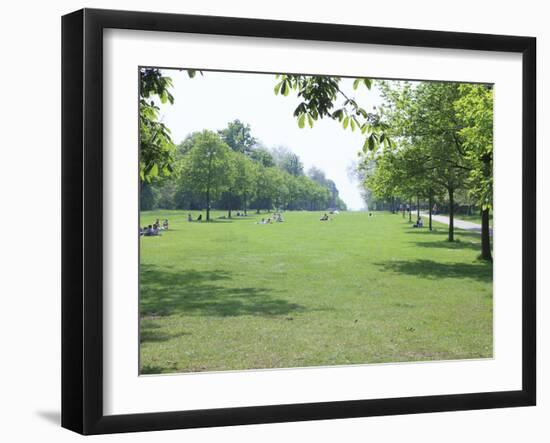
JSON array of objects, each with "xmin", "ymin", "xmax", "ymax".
[{"xmin": 139, "ymin": 210, "xmax": 493, "ymax": 374}]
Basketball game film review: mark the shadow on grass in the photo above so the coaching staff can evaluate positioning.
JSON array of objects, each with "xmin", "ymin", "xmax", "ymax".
[
  {"xmin": 375, "ymin": 259, "xmax": 492, "ymax": 283},
  {"xmin": 412, "ymin": 240, "xmax": 480, "ymax": 251},
  {"xmin": 140, "ymin": 265, "xmax": 306, "ymax": 318},
  {"xmin": 403, "ymin": 226, "xmax": 483, "ymax": 240},
  {"xmin": 140, "ymin": 364, "xmax": 175, "ymax": 375},
  {"xmin": 139, "ymin": 320, "xmax": 191, "ymax": 343}
]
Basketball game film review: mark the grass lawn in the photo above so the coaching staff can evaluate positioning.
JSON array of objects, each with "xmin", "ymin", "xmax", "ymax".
[{"xmin": 139, "ymin": 210, "xmax": 493, "ymax": 374}]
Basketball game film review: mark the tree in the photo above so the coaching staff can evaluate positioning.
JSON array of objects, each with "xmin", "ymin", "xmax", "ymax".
[
  {"xmin": 249, "ymin": 146, "xmax": 275, "ymax": 167},
  {"xmin": 454, "ymin": 84, "xmax": 494, "ymax": 260},
  {"xmin": 369, "ymin": 81, "xmax": 471, "ymax": 241},
  {"xmin": 139, "ymin": 68, "xmax": 176, "ymax": 184},
  {"xmin": 180, "ymin": 130, "xmax": 233, "ymax": 221},
  {"xmin": 272, "ymin": 146, "xmax": 304, "ymax": 176},
  {"xmin": 139, "ymin": 68, "xmax": 202, "ymax": 184},
  {"xmin": 233, "ymin": 153, "xmax": 258, "ymax": 215},
  {"xmin": 308, "ymin": 166, "xmax": 342, "ymax": 209},
  {"xmin": 218, "ymin": 119, "xmax": 257, "ymax": 155}
]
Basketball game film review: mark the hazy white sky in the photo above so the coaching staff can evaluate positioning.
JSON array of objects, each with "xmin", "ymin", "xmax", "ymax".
[{"xmin": 157, "ymin": 69, "xmax": 383, "ymax": 210}]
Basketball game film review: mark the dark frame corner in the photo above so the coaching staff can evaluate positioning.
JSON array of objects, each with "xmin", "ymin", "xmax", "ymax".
[{"xmin": 62, "ymin": 8, "xmax": 536, "ymax": 435}]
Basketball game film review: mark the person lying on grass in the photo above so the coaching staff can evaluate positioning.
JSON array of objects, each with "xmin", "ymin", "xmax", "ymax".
[
  {"xmin": 320, "ymin": 213, "xmax": 329, "ymax": 221},
  {"xmin": 143, "ymin": 224, "xmax": 161, "ymax": 236}
]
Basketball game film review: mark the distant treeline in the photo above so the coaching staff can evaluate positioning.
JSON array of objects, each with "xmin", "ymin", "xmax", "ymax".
[{"xmin": 141, "ymin": 120, "xmax": 347, "ymax": 219}]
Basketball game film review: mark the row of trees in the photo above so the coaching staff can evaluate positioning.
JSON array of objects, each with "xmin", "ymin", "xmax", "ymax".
[
  {"xmin": 362, "ymin": 81, "xmax": 493, "ymax": 260},
  {"xmin": 139, "ymin": 68, "xmax": 391, "ymax": 187},
  {"xmin": 142, "ymin": 122, "xmax": 347, "ymax": 219}
]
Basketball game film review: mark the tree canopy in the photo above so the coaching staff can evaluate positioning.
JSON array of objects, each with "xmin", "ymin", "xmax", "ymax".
[{"xmin": 362, "ymin": 80, "xmax": 493, "ymax": 259}]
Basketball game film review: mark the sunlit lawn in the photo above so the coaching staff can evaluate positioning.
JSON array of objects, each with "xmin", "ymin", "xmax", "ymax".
[{"xmin": 139, "ymin": 210, "xmax": 493, "ymax": 374}]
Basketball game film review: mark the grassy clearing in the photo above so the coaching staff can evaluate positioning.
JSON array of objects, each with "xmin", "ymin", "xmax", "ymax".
[{"xmin": 139, "ymin": 210, "xmax": 493, "ymax": 374}]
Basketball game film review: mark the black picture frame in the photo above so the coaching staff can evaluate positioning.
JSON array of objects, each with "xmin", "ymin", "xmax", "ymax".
[{"xmin": 62, "ymin": 8, "xmax": 536, "ymax": 435}]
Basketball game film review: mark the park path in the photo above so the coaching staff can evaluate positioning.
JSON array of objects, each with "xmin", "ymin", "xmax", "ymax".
[{"xmin": 420, "ymin": 212, "xmax": 493, "ymax": 235}]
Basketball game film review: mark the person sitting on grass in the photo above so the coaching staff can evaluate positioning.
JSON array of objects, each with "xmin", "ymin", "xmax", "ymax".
[
  {"xmin": 320, "ymin": 213, "xmax": 329, "ymax": 221},
  {"xmin": 143, "ymin": 225, "xmax": 154, "ymax": 236},
  {"xmin": 162, "ymin": 219, "xmax": 169, "ymax": 230},
  {"xmin": 187, "ymin": 213, "xmax": 193, "ymax": 222},
  {"xmin": 413, "ymin": 216, "xmax": 423, "ymax": 228},
  {"xmin": 196, "ymin": 214, "xmax": 202, "ymax": 222}
]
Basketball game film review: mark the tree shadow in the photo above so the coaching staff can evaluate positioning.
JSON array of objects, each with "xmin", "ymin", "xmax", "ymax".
[
  {"xmin": 140, "ymin": 320, "xmax": 191, "ymax": 343},
  {"xmin": 140, "ymin": 364, "xmax": 174, "ymax": 375},
  {"xmin": 140, "ymin": 265, "xmax": 306, "ymax": 318},
  {"xmin": 403, "ymin": 227, "xmax": 483, "ymax": 240},
  {"xmin": 375, "ymin": 259, "xmax": 492, "ymax": 283},
  {"xmin": 412, "ymin": 240, "xmax": 480, "ymax": 251}
]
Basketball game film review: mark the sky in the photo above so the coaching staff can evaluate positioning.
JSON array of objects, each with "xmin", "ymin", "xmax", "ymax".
[{"xmin": 157, "ymin": 69, "xmax": 383, "ymax": 210}]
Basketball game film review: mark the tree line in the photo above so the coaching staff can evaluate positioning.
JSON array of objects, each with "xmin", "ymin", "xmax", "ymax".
[
  {"xmin": 141, "ymin": 120, "xmax": 347, "ymax": 220},
  {"xmin": 362, "ymin": 81, "xmax": 493, "ymax": 260}
]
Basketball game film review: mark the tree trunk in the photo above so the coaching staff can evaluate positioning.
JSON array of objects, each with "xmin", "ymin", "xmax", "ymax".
[
  {"xmin": 206, "ymin": 187, "xmax": 210, "ymax": 221},
  {"xmin": 416, "ymin": 195, "xmax": 420, "ymax": 220},
  {"xmin": 244, "ymin": 193, "xmax": 247, "ymax": 215},
  {"xmin": 481, "ymin": 207, "xmax": 492, "ymax": 261},
  {"xmin": 428, "ymin": 191, "xmax": 433, "ymax": 231},
  {"xmin": 408, "ymin": 198, "xmax": 412, "ymax": 223},
  {"xmin": 448, "ymin": 187, "xmax": 454, "ymax": 242}
]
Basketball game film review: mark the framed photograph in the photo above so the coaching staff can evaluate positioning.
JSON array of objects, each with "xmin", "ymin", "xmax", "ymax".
[{"xmin": 62, "ymin": 8, "xmax": 536, "ymax": 435}]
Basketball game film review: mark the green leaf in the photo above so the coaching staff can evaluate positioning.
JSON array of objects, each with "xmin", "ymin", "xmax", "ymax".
[
  {"xmin": 298, "ymin": 113, "xmax": 306, "ymax": 129},
  {"xmin": 284, "ymin": 81, "xmax": 291, "ymax": 96},
  {"xmin": 332, "ymin": 109, "xmax": 343, "ymax": 121},
  {"xmin": 307, "ymin": 113, "xmax": 314, "ymax": 128},
  {"xmin": 149, "ymin": 163, "xmax": 159, "ymax": 178},
  {"xmin": 343, "ymin": 115, "xmax": 350, "ymax": 130},
  {"xmin": 368, "ymin": 134, "xmax": 375, "ymax": 151},
  {"xmin": 364, "ymin": 78, "xmax": 372, "ymax": 89},
  {"xmin": 350, "ymin": 117, "xmax": 356, "ymax": 131},
  {"xmin": 274, "ymin": 81, "xmax": 282, "ymax": 95},
  {"xmin": 353, "ymin": 78, "xmax": 361, "ymax": 90}
]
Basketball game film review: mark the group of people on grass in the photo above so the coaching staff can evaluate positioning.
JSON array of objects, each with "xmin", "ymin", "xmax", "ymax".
[
  {"xmin": 143, "ymin": 210, "xmax": 347, "ymax": 230},
  {"xmin": 256, "ymin": 212, "xmax": 284, "ymax": 224},
  {"xmin": 140, "ymin": 218, "xmax": 169, "ymax": 236}
]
